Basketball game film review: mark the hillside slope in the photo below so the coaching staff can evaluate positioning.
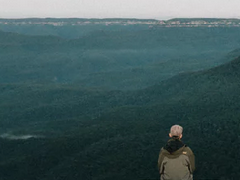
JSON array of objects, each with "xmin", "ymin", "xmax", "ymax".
[{"xmin": 1, "ymin": 56, "xmax": 240, "ymax": 179}]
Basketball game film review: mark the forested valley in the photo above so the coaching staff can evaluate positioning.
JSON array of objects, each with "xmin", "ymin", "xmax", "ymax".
[{"xmin": 0, "ymin": 18, "xmax": 240, "ymax": 180}]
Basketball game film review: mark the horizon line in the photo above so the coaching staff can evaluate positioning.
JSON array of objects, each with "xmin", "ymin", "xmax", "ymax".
[{"xmin": 0, "ymin": 17, "xmax": 240, "ymax": 21}]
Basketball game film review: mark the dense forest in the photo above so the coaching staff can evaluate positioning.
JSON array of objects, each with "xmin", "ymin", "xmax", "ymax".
[{"xmin": 0, "ymin": 18, "xmax": 240, "ymax": 180}]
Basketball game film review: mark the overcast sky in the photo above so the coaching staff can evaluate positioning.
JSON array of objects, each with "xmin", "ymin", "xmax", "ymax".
[{"xmin": 1, "ymin": 0, "xmax": 240, "ymax": 20}]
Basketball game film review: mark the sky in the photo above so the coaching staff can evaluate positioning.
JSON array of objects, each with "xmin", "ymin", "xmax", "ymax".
[{"xmin": 0, "ymin": 0, "xmax": 240, "ymax": 20}]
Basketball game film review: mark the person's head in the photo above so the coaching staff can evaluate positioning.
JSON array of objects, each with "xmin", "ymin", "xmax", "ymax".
[{"xmin": 169, "ymin": 125, "xmax": 183, "ymax": 139}]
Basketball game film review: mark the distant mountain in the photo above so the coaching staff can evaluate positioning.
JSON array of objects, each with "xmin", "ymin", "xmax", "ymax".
[
  {"xmin": 1, "ymin": 18, "xmax": 240, "ymax": 39},
  {"xmin": 0, "ymin": 18, "xmax": 155, "ymax": 39},
  {"xmin": 1, "ymin": 28, "xmax": 240, "ymax": 90}
]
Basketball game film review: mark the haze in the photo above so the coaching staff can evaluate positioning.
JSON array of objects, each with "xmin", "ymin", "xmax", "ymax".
[{"xmin": 1, "ymin": 0, "xmax": 240, "ymax": 19}]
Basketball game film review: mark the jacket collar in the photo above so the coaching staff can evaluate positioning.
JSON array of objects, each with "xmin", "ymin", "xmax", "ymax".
[{"xmin": 164, "ymin": 138, "xmax": 185, "ymax": 154}]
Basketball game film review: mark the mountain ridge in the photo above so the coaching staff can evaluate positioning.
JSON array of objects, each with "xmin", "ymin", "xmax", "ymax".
[{"xmin": 1, "ymin": 17, "xmax": 240, "ymax": 28}]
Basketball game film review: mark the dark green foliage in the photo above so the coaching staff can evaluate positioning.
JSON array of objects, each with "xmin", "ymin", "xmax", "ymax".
[{"xmin": 1, "ymin": 57, "xmax": 240, "ymax": 179}]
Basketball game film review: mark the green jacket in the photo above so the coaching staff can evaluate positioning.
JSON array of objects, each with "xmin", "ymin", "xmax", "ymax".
[{"xmin": 158, "ymin": 138, "xmax": 195, "ymax": 180}]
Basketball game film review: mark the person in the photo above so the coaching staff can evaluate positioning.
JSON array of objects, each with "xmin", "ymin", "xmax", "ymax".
[{"xmin": 158, "ymin": 125, "xmax": 195, "ymax": 180}]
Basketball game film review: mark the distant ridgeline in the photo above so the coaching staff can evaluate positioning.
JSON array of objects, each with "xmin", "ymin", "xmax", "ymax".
[
  {"xmin": 0, "ymin": 17, "xmax": 240, "ymax": 40},
  {"xmin": 0, "ymin": 18, "xmax": 240, "ymax": 27}
]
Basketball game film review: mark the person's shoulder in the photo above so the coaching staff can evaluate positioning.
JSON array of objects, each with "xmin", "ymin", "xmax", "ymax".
[
  {"xmin": 159, "ymin": 147, "xmax": 170, "ymax": 155},
  {"xmin": 183, "ymin": 145, "xmax": 194, "ymax": 155},
  {"xmin": 160, "ymin": 147, "xmax": 167, "ymax": 152}
]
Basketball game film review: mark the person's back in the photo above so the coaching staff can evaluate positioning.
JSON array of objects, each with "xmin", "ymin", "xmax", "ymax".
[{"xmin": 158, "ymin": 125, "xmax": 195, "ymax": 180}]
